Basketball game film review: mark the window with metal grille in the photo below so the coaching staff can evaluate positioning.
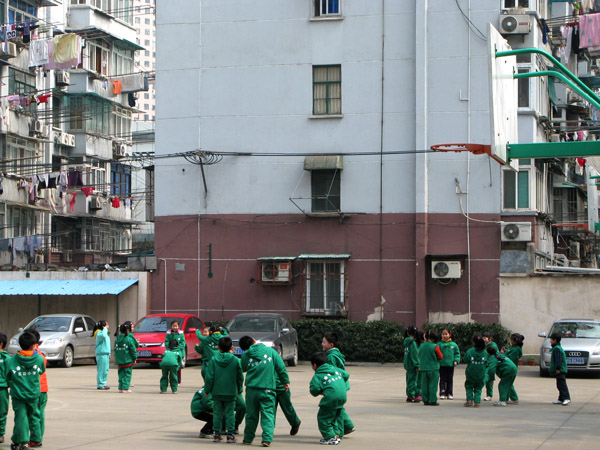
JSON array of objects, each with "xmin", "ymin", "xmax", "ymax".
[
  {"xmin": 306, "ymin": 260, "xmax": 345, "ymax": 314},
  {"xmin": 313, "ymin": 65, "xmax": 341, "ymax": 115},
  {"xmin": 311, "ymin": 169, "xmax": 340, "ymax": 212}
]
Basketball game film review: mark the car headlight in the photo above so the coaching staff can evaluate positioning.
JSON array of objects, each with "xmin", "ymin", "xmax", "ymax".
[
  {"xmin": 10, "ymin": 338, "xmax": 18, "ymax": 345},
  {"xmin": 44, "ymin": 337, "xmax": 64, "ymax": 346},
  {"xmin": 160, "ymin": 342, "xmax": 165, "ymax": 347},
  {"xmin": 259, "ymin": 340, "xmax": 274, "ymax": 348},
  {"xmin": 592, "ymin": 350, "xmax": 600, "ymax": 356}
]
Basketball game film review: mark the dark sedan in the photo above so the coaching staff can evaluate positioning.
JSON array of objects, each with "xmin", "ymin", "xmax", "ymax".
[{"xmin": 226, "ymin": 313, "xmax": 298, "ymax": 366}]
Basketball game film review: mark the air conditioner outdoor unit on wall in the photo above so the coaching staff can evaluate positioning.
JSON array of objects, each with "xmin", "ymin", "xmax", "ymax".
[
  {"xmin": 431, "ymin": 261, "xmax": 462, "ymax": 279},
  {"xmin": 54, "ymin": 131, "xmax": 63, "ymax": 144},
  {"xmin": 260, "ymin": 261, "xmax": 291, "ymax": 284},
  {"xmin": 499, "ymin": 14, "xmax": 531, "ymax": 35},
  {"xmin": 501, "ymin": 222, "xmax": 532, "ymax": 242},
  {"xmin": 56, "ymin": 71, "xmax": 70, "ymax": 86}
]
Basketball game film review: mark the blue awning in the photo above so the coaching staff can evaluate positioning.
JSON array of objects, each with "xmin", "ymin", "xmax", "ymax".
[{"xmin": 0, "ymin": 279, "xmax": 138, "ymax": 296}]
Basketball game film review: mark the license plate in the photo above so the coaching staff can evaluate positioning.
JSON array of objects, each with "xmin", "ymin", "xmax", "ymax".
[
  {"xmin": 234, "ymin": 347, "xmax": 244, "ymax": 355},
  {"xmin": 567, "ymin": 357, "xmax": 584, "ymax": 365},
  {"xmin": 137, "ymin": 350, "xmax": 152, "ymax": 357}
]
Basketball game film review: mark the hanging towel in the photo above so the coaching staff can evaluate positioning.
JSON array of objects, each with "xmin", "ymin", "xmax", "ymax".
[
  {"xmin": 46, "ymin": 35, "xmax": 83, "ymax": 70},
  {"xmin": 68, "ymin": 192, "xmax": 77, "ymax": 212},
  {"xmin": 579, "ymin": 14, "xmax": 600, "ymax": 48},
  {"xmin": 111, "ymin": 198, "xmax": 120, "ymax": 208},
  {"xmin": 12, "ymin": 236, "xmax": 26, "ymax": 259},
  {"xmin": 29, "ymin": 39, "xmax": 49, "ymax": 67},
  {"xmin": 36, "ymin": 93, "xmax": 52, "ymax": 104},
  {"xmin": 0, "ymin": 238, "xmax": 9, "ymax": 251},
  {"xmin": 52, "ymin": 33, "xmax": 79, "ymax": 63},
  {"xmin": 81, "ymin": 187, "xmax": 95, "ymax": 197},
  {"xmin": 113, "ymin": 80, "xmax": 122, "ymax": 95}
]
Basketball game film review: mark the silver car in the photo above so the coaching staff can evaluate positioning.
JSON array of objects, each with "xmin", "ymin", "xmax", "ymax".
[
  {"xmin": 538, "ymin": 319, "xmax": 600, "ymax": 376},
  {"xmin": 7, "ymin": 314, "xmax": 97, "ymax": 368},
  {"xmin": 226, "ymin": 313, "xmax": 298, "ymax": 366}
]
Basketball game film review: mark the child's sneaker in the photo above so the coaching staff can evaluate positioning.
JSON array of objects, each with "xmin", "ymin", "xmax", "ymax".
[
  {"xmin": 319, "ymin": 437, "xmax": 340, "ymax": 445},
  {"xmin": 160, "ymin": 391, "xmax": 167, "ymax": 394},
  {"xmin": 261, "ymin": 442, "xmax": 271, "ymax": 447},
  {"xmin": 494, "ymin": 401, "xmax": 507, "ymax": 407},
  {"xmin": 406, "ymin": 396, "xmax": 414, "ymax": 402},
  {"xmin": 213, "ymin": 434, "xmax": 223, "ymax": 443},
  {"xmin": 507, "ymin": 399, "xmax": 519, "ymax": 405},
  {"xmin": 562, "ymin": 399, "xmax": 571, "ymax": 406},
  {"xmin": 464, "ymin": 400, "xmax": 473, "ymax": 407},
  {"xmin": 0, "ymin": 435, "xmax": 4, "ymax": 444},
  {"xmin": 474, "ymin": 402, "xmax": 480, "ymax": 408},
  {"xmin": 233, "ymin": 428, "xmax": 239, "ymax": 435},
  {"xmin": 290, "ymin": 420, "xmax": 301, "ymax": 436},
  {"xmin": 414, "ymin": 395, "xmax": 422, "ymax": 402},
  {"xmin": 439, "ymin": 395, "xmax": 447, "ymax": 400},
  {"xmin": 552, "ymin": 400, "xmax": 563, "ymax": 404},
  {"xmin": 28, "ymin": 442, "xmax": 42, "ymax": 448},
  {"xmin": 448, "ymin": 395, "xmax": 454, "ymax": 400},
  {"xmin": 484, "ymin": 396, "xmax": 492, "ymax": 401},
  {"xmin": 227, "ymin": 434, "xmax": 236, "ymax": 443}
]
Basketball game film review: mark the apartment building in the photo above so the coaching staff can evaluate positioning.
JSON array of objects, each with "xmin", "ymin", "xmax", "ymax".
[{"xmin": 154, "ymin": 1, "xmax": 600, "ymax": 325}]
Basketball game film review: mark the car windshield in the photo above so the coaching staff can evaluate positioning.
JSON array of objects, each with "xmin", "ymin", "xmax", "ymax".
[
  {"xmin": 26, "ymin": 316, "xmax": 72, "ymax": 332},
  {"xmin": 228, "ymin": 317, "xmax": 277, "ymax": 333},
  {"xmin": 134, "ymin": 317, "xmax": 184, "ymax": 333},
  {"xmin": 549, "ymin": 322, "xmax": 600, "ymax": 339}
]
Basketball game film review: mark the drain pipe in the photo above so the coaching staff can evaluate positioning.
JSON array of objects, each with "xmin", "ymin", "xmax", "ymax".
[{"xmin": 159, "ymin": 258, "xmax": 167, "ymax": 313}]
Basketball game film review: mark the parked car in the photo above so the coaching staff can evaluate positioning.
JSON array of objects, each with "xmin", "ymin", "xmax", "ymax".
[
  {"xmin": 539, "ymin": 319, "xmax": 600, "ymax": 376},
  {"xmin": 7, "ymin": 314, "xmax": 97, "ymax": 368},
  {"xmin": 226, "ymin": 313, "xmax": 298, "ymax": 366},
  {"xmin": 132, "ymin": 314, "xmax": 206, "ymax": 367}
]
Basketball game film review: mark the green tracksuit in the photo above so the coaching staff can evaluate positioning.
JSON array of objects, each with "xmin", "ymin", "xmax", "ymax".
[
  {"xmin": 484, "ymin": 341, "xmax": 499, "ymax": 398},
  {"xmin": 195, "ymin": 329, "xmax": 228, "ymax": 380},
  {"xmin": 310, "ymin": 363, "xmax": 349, "ymax": 440},
  {"xmin": 464, "ymin": 347, "xmax": 487, "ymax": 403},
  {"xmin": 325, "ymin": 347, "xmax": 354, "ymax": 435},
  {"xmin": 493, "ymin": 353, "xmax": 518, "ymax": 402},
  {"xmin": 191, "ymin": 388, "xmax": 246, "ymax": 433},
  {"xmin": 165, "ymin": 330, "xmax": 186, "ymax": 360},
  {"xmin": 241, "ymin": 343, "xmax": 289, "ymax": 444},
  {"xmin": 205, "ymin": 352, "xmax": 244, "ymax": 435},
  {"xmin": 6, "ymin": 351, "xmax": 45, "ymax": 446},
  {"xmin": 160, "ymin": 348, "xmax": 182, "ymax": 392},
  {"xmin": 275, "ymin": 372, "xmax": 300, "ymax": 429},
  {"xmin": 114, "ymin": 333, "xmax": 137, "ymax": 390},
  {"xmin": 94, "ymin": 327, "xmax": 111, "ymax": 389},
  {"xmin": 0, "ymin": 350, "xmax": 9, "ymax": 437},
  {"xmin": 418, "ymin": 341, "xmax": 442, "ymax": 404},
  {"xmin": 504, "ymin": 346, "xmax": 522, "ymax": 401},
  {"xmin": 403, "ymin": 337, "xmax": 419, "ymax": 398}
]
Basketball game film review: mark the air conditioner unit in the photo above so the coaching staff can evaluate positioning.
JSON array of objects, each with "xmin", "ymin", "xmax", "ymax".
[
  {"xmin": 499, "ymin": 14, "xmax": 531, "ymax": 35},
  {"xmin": 89, "ymin": 197, "xmax": 102, "ymax": 211},
  {"xmin": 501, "ymin": 222, "xmax": 532, "ymax": 242},
  {"xmin": 61, "ymin": 133, "xmax": 70, "ymax": 146},
  {"xmin": 431, "ymin": 261, "xmax": 462, "ymax": 279},
  {"xmin": 63, "ymin": 133, "xmax": 75, "ymax": 147},
  {"xmin": 62, "ymin": 251, "xmax": 73, "ymax": 263},
  {"xmin": 260, "ymin": 261, "xmax": 291, "ymax": 283},
  {"xmin": 0, "ymin": 42, "xmax": 17, "ymax": 59},
  {"xmin": 53, "ymin": 131, "xmax": 63, "ymax": 144},
  {"xmin": 56, "ymin": 70, "xmax": 70, "ymax": 86},
  {"xmin": 41, "ymin": 125, "xmax": 50, "ymax": 138},
  {"xmin": 569, "ymin": 241, "xmax": 581, "ymax": 259},
  {"xmin": 34, "ymin": 119, "xmax": 43, "ymax": 133}
]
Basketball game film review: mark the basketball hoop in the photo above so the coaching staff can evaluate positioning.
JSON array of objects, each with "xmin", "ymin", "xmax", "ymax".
[{"xmin": 430, "ymin": 143, "xmax": 506, "ymax": 165}]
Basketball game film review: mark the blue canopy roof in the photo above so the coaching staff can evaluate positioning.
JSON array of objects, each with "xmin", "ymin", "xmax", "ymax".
[{"xmin": 0, "ymin": 279, "xmax": 138, "ymax": 296}]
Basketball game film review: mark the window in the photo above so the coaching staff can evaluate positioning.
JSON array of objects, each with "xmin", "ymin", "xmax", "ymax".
[
  {"xmin": 6, "ymin": 205, "xmax": 35, "ymax": 238},
  {"xmin": 112, "ymin": 45, "xmax": 133, "ymax": 76},
  {"xmin": 311, "ymin": 169, "xmax": 340, "ymax": 212},
  {"xmin": 0, "ymin": 203, "xmax": 5, "ymax": 239},
  {"xmin": 553, "ymin": 188, "xmax": 579, "ymax": 223},
  {"xmin": 503, "ymin": 167, "xmax": 529, "ymax": 209},
  {"xmin": 6, "ymin": 136, "xmax": 38, "ymax": 176},
  {"xmin": 87, "ymin": 40, "xmax": 110, "ymax": 76},
  {"xmin": 306, "ymin": 260, "xmax": 345, "ymax": 314},
  {"xmin": 517, "ymin": 54, "xmax": 549, "ymax": 116},
  {"xmin": 313, "ymin": 65, "xmax": 341, "ymax": 115},
  {"xmin": 9, "ymin": 0, "xmax": 37, "ymax": 24},
  {"xmin": 84, "ymin": 316, "xmax": 96, "ymax": 331},
  {"xmin": 112, "ymin": 105, "xmax": 132, "ymax": 140},
  {"xmin": 73, "ymin": 317, "xmax": 85, "ymax": 332},
  {"xmin": 111, "ymin": 163, "xmax": 131, "ymax": 197},
  {"xmin": 144, "ymin": 18, "xmax": 150, "ymax": 25},
  {"xmin": 87, "ymin": 162, "xmax": 107, "ymax": 193},
  {"xmin": 314, "ymin": 0, "xmax": 340, "ymax": 17}
]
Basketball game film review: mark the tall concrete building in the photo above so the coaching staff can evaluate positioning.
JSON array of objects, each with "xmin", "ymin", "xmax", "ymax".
[
  {"xmin": 154, "ymin": 1, "xmax": 600, "ymax": 326},
  {"xmin": 133, "ymin": 0, "xmax": 155, "ymax": 123}
]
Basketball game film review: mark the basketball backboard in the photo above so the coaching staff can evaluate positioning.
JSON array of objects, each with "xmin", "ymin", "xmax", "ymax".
[{"xmin": 488, "ymin": 23, "xmax": 519, "ymax": 170}]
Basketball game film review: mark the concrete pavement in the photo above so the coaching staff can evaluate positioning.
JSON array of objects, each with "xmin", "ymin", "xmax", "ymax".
[{"xmin": 2, "ymin": 362, "xmax": 599, "ymax": 449}]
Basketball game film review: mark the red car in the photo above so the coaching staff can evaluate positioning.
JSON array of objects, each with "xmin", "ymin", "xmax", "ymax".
[{"xmin": 132, "ymin": 314, "xmax": 206, "ymax": 367}]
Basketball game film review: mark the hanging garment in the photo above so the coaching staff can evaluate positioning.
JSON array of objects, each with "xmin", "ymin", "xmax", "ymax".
[
  {"xmin": 572, "ymin": 26, "xmax": 581, "ymax": 53},
  {"xmin": 59, "ymin": 171, "xmax": 68, "ymax": 187},
  {"xmin": 111, "ymin": 198, "xmax": 120, "ymax": 208},
  {"xmin": 16, "ymin": 20, "xmax": 39, "ymax": 44},
  {"xmin": 68, "ymin": 192, "xmax": 77, "ymax": 213},
  {"xmin": 128, "ymin": 92, "xmax": 136, "ymax": 107},
  {"xmin": 0, "ymin": 177, "xmax": 3, "ymax": 195},
  {"xmin": 36, "ymin": 93, "xmax": 52, "ymax": 104},
  {"xmin": 52, "ymin": 33, "xmax": 79, "ymax": 63},
  {"xmin": 541, "ymin": 19, "xmax": 548, "ymax": 44},
  {"xmin": 579, "ymin": 14, "xmax": 600, "ymax": 48},
  {"xmin": 48, "ymin": 176, "xmax": 57, "ymax": 189},
  {"xmin": 113, "ymin": 80, "xmax": 122, "ymax": 95},
  {"xmin": 29, "ymin": 38, "xmax": 49, "ymax": 67},
  {"xmin": 19, "ymin": 96, "xmax": 31, "ymax": 107},
  {"xmin": 6, "ymin": 95, "xmax": 20, "ymax": 107},
  {"xmin": 584, "ymin": 0, "xmax": 594, "ymax": 12},
  {"xmin": 12, "ymin": 236, "xmax": 26, "ymax": 260},
  {"xmin": 0, "ymin": 238, "xmax": 9, "ymax": 252},
  {"xmin": 81, "ymin": 187, "xmax": 95, "ymax": 197},
  {"xmin": 46, "ymin": 35, "xmax": 83, "ymax": 70},
  {"xmin": 577, "ymin": 157, "xmax": 587, "ymax": 167},
  {"xmin": 124, "ymin": 198, "xmax": 132, "ymax": 207},
  {"xmin": 68, "ymin": 170, "xmax": 83, "ymax": 187}
]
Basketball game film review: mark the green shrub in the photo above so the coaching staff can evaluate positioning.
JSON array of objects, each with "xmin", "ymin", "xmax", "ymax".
[
  {"xmin": 291, "ymin": 319, "xmax": 405, "ymax": 363},
  {"xmin": 423, "ymin": 322, "xmax": 512, "ymax": 360}
]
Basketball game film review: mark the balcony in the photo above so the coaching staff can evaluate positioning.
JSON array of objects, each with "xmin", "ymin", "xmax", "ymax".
[{"xmin": 67, "ymin": 4, "xmax": 137, "ymax": 44}]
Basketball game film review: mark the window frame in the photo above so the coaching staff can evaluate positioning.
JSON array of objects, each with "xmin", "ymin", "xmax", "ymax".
[
  {"xmin": 311, "ymin": 169, "xmax": 341, "ymax": 213},
  {"xmin": 313, "ymin": 0, "xmax": 341, "ymax": 18},
  {"xmin": 305, "ymin": 259, "xmax": 346, "ymax": 315},
  {"xmin": 312, "ymin": 65, "xmax": 342, "ymax": 116},
  {"xmin": 503, "ymin": 166, "xmax": 530, "ymax": 211}
]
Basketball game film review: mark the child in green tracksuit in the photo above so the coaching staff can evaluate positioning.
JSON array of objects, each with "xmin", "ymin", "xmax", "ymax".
[
  {"xmin": 239, "ymin": 335, "xmax": 290, "ymax": 447},
  {"xmin": 204, "ymin": 337, "xmax": 244, "ymax": 443},
  {"xmin": 191, "ymin": 387, "xmax": 246, "ymax": 438},
  {"xmin": 114, "ymin": 322, "xmax": 137, "ymax": 392},
  {"xmin": 482, "ymin": 331, "xmax": 499, "ymax": 401},
  {"xmin": 160, "ymin": 339, "xmax": 182, "ymax": 393},
  {"xmin": 93, "ymin": 321, "xmax": 111, "ymax": 390},
  {"xmin": 275, "ymin": 370, "xmax": 301, "ymax": 436},
  {"xmin": 486, "ymin": 346, "xmax": 518, "ymax": 407},
  {"xmin": 414, "ymin": 330, "xmax": 425, "ymax": 402},
  {"xmin": 164, "ymin": 320, "xmax": 185, "ymax": 384},
  {"xmin": 322, "ymin": 332, "xmax": 354, "ymax": 436},
  {"xmin": 6, "ymin": 331, "xmax": 45, "ymax": 450},
  {"xmin": 196, "ymin": 325, "xmax": 228, "ymax": 381},
  {"xmin": 550, "ymin": 333, "xmax": 570, "ymax": 405},
  {"xmin": 438, "ymin": 328, "xmax": 460, "ymax": 400},
  {"xmin": 0, "ymin": 332, "xmax": 9, "ymax": 445},
  {"xmin": 418, "ymin": 330, "xmax": 443, "ymax": 406},
  {"xmin": 502, "ymin": 333, "xmax": 524, "ymax": 405},
  {"xmin": 309, "ymin": 352, "xmax": 349, "ymax": 446},
  {"xmin": 463, "ymin": 335, "xmax": 487, "ymax": 407},
  {"xmin": 404, "ymin": 326, "xmax": 420, "ymax": 403}
]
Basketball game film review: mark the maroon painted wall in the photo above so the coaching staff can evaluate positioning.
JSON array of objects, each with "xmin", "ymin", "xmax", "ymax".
[{"xmin": 153, "ymin": 213, "xmax": 500, "ymax": 326}]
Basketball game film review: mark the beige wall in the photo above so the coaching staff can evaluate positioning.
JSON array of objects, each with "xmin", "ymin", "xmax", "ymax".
[
  {"xmin": 0, "ymin": 272, "xmax": 149, "ymax": 340},
  {"xmin": 500, "ymin": 274, "xmax": 600, "ymax": 356}
]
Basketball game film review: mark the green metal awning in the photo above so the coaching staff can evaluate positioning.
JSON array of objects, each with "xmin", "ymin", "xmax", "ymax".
[{"xmin": 257, "ymin": 257, "xmax": 296, "ymax": 261}]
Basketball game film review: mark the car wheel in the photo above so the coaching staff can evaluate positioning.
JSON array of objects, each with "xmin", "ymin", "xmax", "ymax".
[
  {"xmin": 62, "ymin": 346, "xmax": 74, "ymax": 368},
  {"xmin": 277, "ymin": 346, "xmax": 283, "ymax": 358},
  {"xmin": 287, "ymin": 344, "xmax": 298, "ymax": 367},
  {"xmin": 181, "ymin": 349, "xmax": 187, "ymax": 369},
  {"xmin": 539, "ymin": 367, "xmax": 549, "ymax": 377}
]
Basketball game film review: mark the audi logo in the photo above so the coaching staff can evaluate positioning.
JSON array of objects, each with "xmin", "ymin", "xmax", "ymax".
[{"xmin": 569, "ymin": 352, "xmax": 582, "ymax": 356}]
